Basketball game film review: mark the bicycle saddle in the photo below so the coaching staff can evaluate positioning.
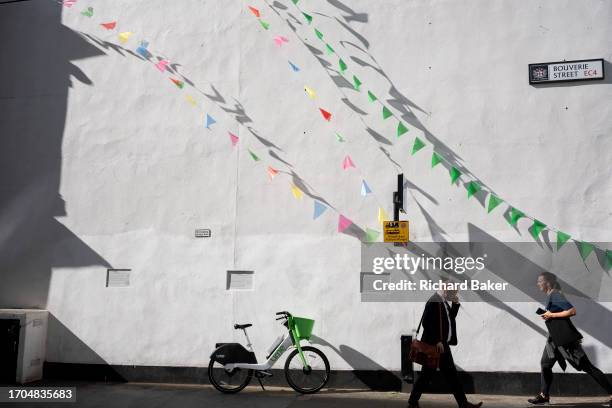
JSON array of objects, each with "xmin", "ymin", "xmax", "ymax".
[{"xmin": 234, "ymin": 323, "xmax": 252, "ymax": 329}]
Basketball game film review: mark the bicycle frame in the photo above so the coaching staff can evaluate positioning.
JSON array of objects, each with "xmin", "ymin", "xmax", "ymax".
[{"xmin": 224, "ymin": 327, "xmax": 308, "ymax": 371}]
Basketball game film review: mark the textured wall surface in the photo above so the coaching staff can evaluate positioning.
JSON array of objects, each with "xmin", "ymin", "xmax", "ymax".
[{"xmin": 1, "ymin": 0, "xmax": 611, "ymax": 374}]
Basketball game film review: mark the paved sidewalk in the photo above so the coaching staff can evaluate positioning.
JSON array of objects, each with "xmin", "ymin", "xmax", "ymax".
[{"xmin": 3, "ymin": 382, "xmax": 610, "ymax": 408}]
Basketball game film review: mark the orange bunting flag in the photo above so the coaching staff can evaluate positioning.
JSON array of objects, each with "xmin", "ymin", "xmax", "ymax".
[
  {"xmin": 248, "ymin": 6, "xmax": 260, "ymax": 17},
  {"xmin": 319, "ymin": 108, "xmax": 332, "ymax": 121},
  {"xmin": 170, "ymin": 78, "xmax": 184, "ymax": 89},
  {"xmin": 267, "ymin": 166, "xmax": 279, "ymax": 180},
  {"xmin": 100, "ymin": 21, "xmax": 117, "ymax": 30}
]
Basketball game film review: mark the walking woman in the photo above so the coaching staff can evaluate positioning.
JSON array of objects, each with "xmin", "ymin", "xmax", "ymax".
[{"xmin": 528, "ymin": 272, "xmax": 612, "ymax": 406}]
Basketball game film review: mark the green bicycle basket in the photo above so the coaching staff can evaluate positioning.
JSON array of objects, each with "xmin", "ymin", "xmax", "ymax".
[{"xmin": 290, "ymin": 316, "xmax": 315, "ymax": 340}]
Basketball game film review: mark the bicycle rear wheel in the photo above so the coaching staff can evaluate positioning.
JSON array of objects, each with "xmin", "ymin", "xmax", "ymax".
[
  {"xmin": 284, "ymin": 346, "xmax": 330, "ymax": 394},
  {"xmin": 208, "ymin": 359, "xmax": 253, "ymax": 393}
]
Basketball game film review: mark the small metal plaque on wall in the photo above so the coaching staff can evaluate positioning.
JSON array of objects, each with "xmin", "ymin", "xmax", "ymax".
[
  {"xmin": 529, "ymin": 58, "xmax": 604, "ymax": 84},
  {"xmin": 195, "ymin": 229, "xmax": 211, "ymax": 238},
  {"xmin": 106, "ymin": 269, "xmax": 131, "ymax": 287}
]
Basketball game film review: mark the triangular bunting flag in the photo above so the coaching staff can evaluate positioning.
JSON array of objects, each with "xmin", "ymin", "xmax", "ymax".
[
  {"xmin": 378, "ymin": 207, "xmax": 388, "ymax": 225},
  {"xmin": 259, "ymin": 20, "xmax": 270, "ymax": 30},
  {"xmin": 155, "ymin": 59, "xmax": 169, "ymax": 72},
  {"xmin": 274, "ymin": 36, "xmax": 289, "ymax": 47},
  {"xmin": 314, "ymin": 28, "xmax": 324, "ymax": 40},
  {"xmin": 118, "ymin": 32, "xmax": 133, "ymax": 44},
  {"xmin": 353, "ymin": 75, "xmax": 362, "ymax": 91},
  {"xmin": 303, "ymin": 12, "xmax": 313, "ymax": 24},
  {"xmin": 313, "ymin": 200, "xmax": 327, "ymax": 219},
  {"xmin": 170, "ymin": 78, "xmax": 184, "ymax": 89},
  {"xmin": 335, "ymin": 133, "xmax": 345, "ymax": 142},
  {"xmin": 530, "ymin": 220, "xmax": 547, "ymax": 240},
  {"xmin": 365, "ymin": 228, "xmax": 380, "ymax": 243},
  {"xmin": 186, "ymin": 95, "xmax": 197, "ymax": 106},
  {"xmin": 431, "ymin": 151, "xmax": 442, "ymax": 167},
  {"xmin": 556, "ymin": 231, "xmax": 571, "ymax": 250},
  {"xmin": 248, "ymin": 150, "xmax": 260, "ymax": 162},
  {"xmin": 412, "ymin": 137, "xmax": 425, "ymax": 154},
  {"xmin": 81, "ymin": 7, "xmax": 93, "ymax": 17},
  {"xmin": 288, "ymin": 61, "xmax": 300, "ymax": 72},
  {"xmin": 267, "ymin": 166, "xmax": 278, "ymax": 181},
  {"xmin": 466, "ymin": 181, "xmax": 481, "ymax": 198},
  {"xmin": 397, "ymin": 122, "xmax": 409, "ymax": 137},
  {"xmin": 100, "ymin": 21, "xmax": 116, "ymax": 30},
  {"xmin": 291, "ymin": 0, "xmax": 299, "ymax": 4},
  {"xmin": 338, "ymin": 59, "xmax": 347, "ymax": 74},
  {"xmin": 450, "ymin": 167, "xmax": 461, "ymax": 184},
  {"xmin": 508, "ymin": 207, "xmax": 525, "ymax": 227},
  {"xmin": 248, "ymin": 6, "xmax": 260, "ymax": 17},
  {"xmin": 319, "ymin": 108, "xmax": 332, "ymax": 121},
  {"xmin": 342, "ymin": 155, "xmax": 355, "ymax": 170},
  {"xmin": 204, "ymin": 114, "xmax": 216, "ymax": 129},
  {"xmin": 291, "ymin": 184, "xmax": 303, "ymax": 199},
  {"xmin": 382, "ymin": 106, "xmax": 392, "ymax": 119},
  {"xmin": 367, "ymin": 90, "xmax": 377, "ymax": 103},
  {"xmin": 304, "ymin": 86, "xmax": 316, "ymax": 99},
  {"xmin": 325, "ymin": 44, "xmax": 334, "ymax": 55},
  {"xmin": 606, "ymin": 250, "xmax": 612, "ymax": 271},
  {"xmin": 338, "ymin": 215, "xmax": 352, "ymax": 233},
  {"xmin": 579, "ymin": 241, "xmax": 594, "ymax": 261},
  {"xmin": 228, "ymin": 132, "xmax": 239, "ymax": 146},
  {"xmin": 136, "ymin": 41, "xmax": 149, "ymax": 58},
  {"xmin": 487, "ymin": 194, "xmax": 502, "ymax": 213},
  {"xmin": 361, "ymin": 180, "xmax": 372, "ymax": 196}
]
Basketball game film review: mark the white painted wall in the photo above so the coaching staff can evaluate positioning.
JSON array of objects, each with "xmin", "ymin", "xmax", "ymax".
[{"xmin": 1, "ymin": 0, "xmax": 611, "ymax": 374}]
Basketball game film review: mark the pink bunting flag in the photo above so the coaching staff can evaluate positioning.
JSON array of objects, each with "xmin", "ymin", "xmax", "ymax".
[
  {"xmin": 62, "ymin": 0, "xmax": 78, "ymax": 7},
  {"xmin": 342, "ymin": 155, "xmax": 355, "ymax": 170},
  {"xmin": 228, "ymin": 132, "xmax": 239, "ymax": 146},
  {"xmin": 267, "ymin": 166, "xmax": 279, "ymax": 180},
  {"xmin": 273, "ymin": 36, "xmax": 289, "ymax": 47},
  {"xmin": 338, "ymin": 215, "xmax": 353, "ymax": 233},
  {"xmin": 155, "ymin": 59, "xmax": 169, "ymax": 72}
]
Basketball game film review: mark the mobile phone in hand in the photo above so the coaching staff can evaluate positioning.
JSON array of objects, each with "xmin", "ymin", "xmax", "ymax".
[{"xmin": 536, "ymin": 308, "xmax": 546, "ymax": 315}]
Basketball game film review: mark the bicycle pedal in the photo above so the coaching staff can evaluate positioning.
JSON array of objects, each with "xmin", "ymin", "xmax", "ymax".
[{"xmin": 255, "ymin": 370, "xmax": 273, "ymax": 378}]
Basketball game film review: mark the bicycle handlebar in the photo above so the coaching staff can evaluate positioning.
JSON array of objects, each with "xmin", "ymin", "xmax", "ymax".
[{"xmin": 275, "ymin": 311, "xmax": 292, "ymax": 317}]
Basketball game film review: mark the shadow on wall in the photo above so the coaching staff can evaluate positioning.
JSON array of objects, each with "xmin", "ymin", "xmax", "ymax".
[{"xmin": 0, "ymin": 1, "xmax": 111, "ymax": 308}]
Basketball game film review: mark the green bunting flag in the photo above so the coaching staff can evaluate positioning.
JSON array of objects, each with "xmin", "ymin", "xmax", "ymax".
[
  {"xmin": 314, "ymin": 28, "xmax": 323, "ymax": 40},
  {"xmin": 466, "ymin": 181, "xmax": 481, "ymax": 198},
  {"xmin": 248, "ymin": 150, "xmax": 260, "ymax": 162},
  {"xmin": 367, "ymin": 90, "xmax": 377, "ymax": 103},
  {"xmin": 508, "ymin": 207, "xmax": 525, "ymax": 227},
  {"xmin": 431, "ymin": 152, "xmax": 443, "ymax": 168},
  {"xmin": 556, "ymin": 231, "xmax": 571, "ymax": 250},
  {"xmin": 339, "ymin": 58, "xmax": 347, "ymax": 74},
  {"xmin": 365, "ymin": 228, "xmax": 380, "ymax": 243},
  {"xmin": 353, "ymin": 75, "xmax": 362, "ymax": 91},
  {"xmin": 259, "ymin": 20, "xmax": 270, "ymax": 30},
  {"xmin": 397, "ymin": 122, "xmax": 409, "ymax": 137},
  {"xmin": 382, "ymin": 106, "xmax": 392, "ymax": 119},
  {"xmin": 487, "ymin": 194, "xmax": 502, "ymax": 213},
  {"xmin": 530, "ymin": 220, "xmax": 547, "ymax": 240},
  {"xmin": 450, "ymin": 167, "xmax": 461, "ymax": 184},
  {"xmin": 325, "ymin": 43, "xmax": 335, "ymax": 55},
  {"xmin": 291, "ymin": 0, "xmax": 299, "ymax": 4},
  {"xmin": 303, "ymin": 12, "xmax": 313, "ymax": 24},
  {"xmin": 412, "ymin": 137, "xmax": 426, "ymax": 155},
  {"xmin": 606, "ymin": 250, "xmax": 612, "ymax": 271},
  {"xmin": 579, "ymin": 241, "xmax": 594, "ymax": 261},
  {"xmin": 336, "ymin": 133, "xmax": 345, "ymax": 142}
]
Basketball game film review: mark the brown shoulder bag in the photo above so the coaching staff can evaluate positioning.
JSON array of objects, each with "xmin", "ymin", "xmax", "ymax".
[{"xmin": 408, "ymin": 303, "xmax": 443, "ymax": 369}]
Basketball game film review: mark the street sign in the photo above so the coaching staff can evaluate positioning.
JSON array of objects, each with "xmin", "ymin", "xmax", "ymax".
[
  {"xmin": 529, "ymin": 58, "xmax": 604, "ymax": 84},
  {"xmin": 383, "ymin": 220, "xmax": 409, "ymax": 243}
]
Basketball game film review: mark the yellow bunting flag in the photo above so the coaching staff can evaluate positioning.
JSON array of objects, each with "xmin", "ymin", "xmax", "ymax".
[
  {"xmin": 291, "ymin": 184, "xmax": 303, "ymax": 200},
  {"xmin": 118, "ymin": 32, "xmax": 133, "ymax": 44},
  {"xmin": 378, "ymin": 207, "xmax": 389, "ymax": 225},
  {"xmin": 186, "ymin": 95, "xmax": 197, "ymax": 106},
  {"xmin": 304, "ymin": 86, "xmax": 316, "ymax": 99}
]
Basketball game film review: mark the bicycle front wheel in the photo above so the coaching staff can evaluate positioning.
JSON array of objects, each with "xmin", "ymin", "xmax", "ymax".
[
  {"xmin": 208, "ymin": 359, "xmax": 253, "ymax": 394},
  {"xmin": 284, "ymin": 346, "xmax": 330, "ymax": 394}
]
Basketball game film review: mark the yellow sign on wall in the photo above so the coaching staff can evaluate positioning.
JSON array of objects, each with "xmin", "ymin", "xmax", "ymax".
[{"xmin": 383, "ymin": 221, "xmax": 409, "ymax": 243}]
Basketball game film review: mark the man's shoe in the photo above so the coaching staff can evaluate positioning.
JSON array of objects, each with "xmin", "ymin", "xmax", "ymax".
[
  {"xmin": 527, "ymin": 394, "xmax": 549, "ymax": 404},
  {"xmin": 464, "ymin": 402, "xmax": 483, "ymax": 408}
]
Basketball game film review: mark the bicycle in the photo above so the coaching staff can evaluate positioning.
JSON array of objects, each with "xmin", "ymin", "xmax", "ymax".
[{"xmin": 208, "ymin": 311, "xmax": 330, "ymax": 394}]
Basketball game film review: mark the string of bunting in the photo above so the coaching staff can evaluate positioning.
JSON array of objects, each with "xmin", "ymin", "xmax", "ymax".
[
  {"xmin": 279, "ymin": 0, "xmax": 610, "ymax": 266},
  {"xmin": 59, "ymin": 0, "xmax": 382, "ymax": 241}
]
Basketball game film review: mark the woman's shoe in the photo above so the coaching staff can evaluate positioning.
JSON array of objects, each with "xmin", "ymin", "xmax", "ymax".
[{"xmin": 527, "ymin": 393, "xmax": 549, "ymax": 404}]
